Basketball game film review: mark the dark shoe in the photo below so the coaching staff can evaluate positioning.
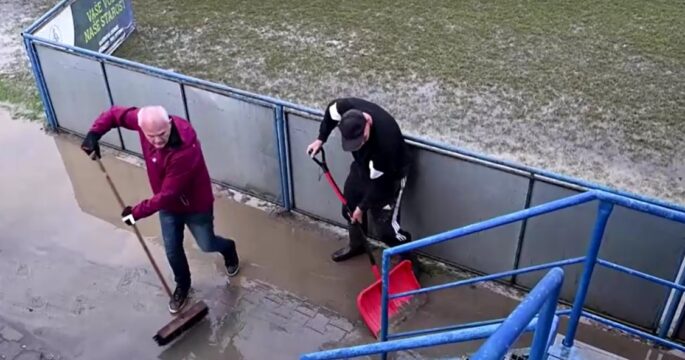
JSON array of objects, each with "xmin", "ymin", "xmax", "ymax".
[
  {"xmin": 225, "ymin": 260, "xmax": 240, "ymax": 277},
  {"xmin": 168, "ymin": 285, "xmax": 189, "ymax": 314},
  {"xmin": 331, "ymin": 245, "xmax": 364, "ymax": 262},
  {"xmin": 224, "ymin": 247, "xmax": 240, "ymax": 277},
  {"xmin": 223, "ymin": 242, "xmax": 240, "ymax": 277}
]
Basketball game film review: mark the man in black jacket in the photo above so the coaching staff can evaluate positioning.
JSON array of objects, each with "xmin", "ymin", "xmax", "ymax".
[{"xmin": 307, "ymin": 97, "xmax": 413, "ymax": 262}]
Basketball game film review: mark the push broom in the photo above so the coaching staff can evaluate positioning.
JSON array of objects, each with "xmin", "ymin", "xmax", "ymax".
[{"xmin": 94, "ymin": 157, "xmax": 208, "ymax": 346}]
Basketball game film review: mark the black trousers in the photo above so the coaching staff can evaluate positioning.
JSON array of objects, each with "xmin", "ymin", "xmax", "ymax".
[{"xmin": 341, "ymin": 162, "xmax": 411, "ymax": 249}]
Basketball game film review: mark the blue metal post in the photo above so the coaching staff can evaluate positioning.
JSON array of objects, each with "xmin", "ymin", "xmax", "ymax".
[
  {"xmin": 21, "ymin": 36, "xmax": 57, "ymax": 129},
  {"xmin": 563, "ymin": 201, "xmax": 614, "ymax": 347},
  {"xmin": 282, "ymin": 109, "xmax": 294, "ymax": 209},
  {"xmin": 530, "ymin": 272, "xmax": 563, "ymax": 360},
  {"xmin": 380, "ymin": 251, "xmax": 392, "ymax": 360},
  {"xmin": 274, "ymin": 105, "xmax": 292, "ymax": 210}
]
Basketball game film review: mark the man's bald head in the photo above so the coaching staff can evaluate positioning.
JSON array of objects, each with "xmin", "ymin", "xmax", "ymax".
[{"xmin": 138, "ymin": 106, "xmax": 172, "ymax": 148}]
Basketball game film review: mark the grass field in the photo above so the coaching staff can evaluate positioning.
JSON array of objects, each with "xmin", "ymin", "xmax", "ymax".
[
  {"xmin": 2, "ymin": 0, "xmax": 683, "ymax": 204},
  {"xmin": 0, "ymin": 1, "xmax": 51, "ymax": 120},
  {"xmin": 115, "ymin": 0, "xmax": 685, "ymax": 203}
]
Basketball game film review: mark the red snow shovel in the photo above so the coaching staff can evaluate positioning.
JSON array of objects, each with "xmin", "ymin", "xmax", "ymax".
[{"xmin": 311, "ymin": 148, "xmax": 421, "ymax": 337}]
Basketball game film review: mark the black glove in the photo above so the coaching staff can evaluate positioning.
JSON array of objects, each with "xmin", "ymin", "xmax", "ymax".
[
  {"xmin": 81, "ymin": 131, "xmax": 102, "ymax": 159},
  {"xmin": 121, "ymin": 206, "xmax": 136, "ymax": 226}
]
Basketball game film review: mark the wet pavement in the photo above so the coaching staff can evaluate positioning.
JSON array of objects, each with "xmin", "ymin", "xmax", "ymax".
[
  {"xmin": 2, "ymin": 108, "xmax": 685, "ymax": 359},
  {"xmin": 0, "ymin": 109, "xmax": 410, "ymax": 359},
  {"xmin": 0, "ymin": 319, "xmax": 63, "ymax": 360}
]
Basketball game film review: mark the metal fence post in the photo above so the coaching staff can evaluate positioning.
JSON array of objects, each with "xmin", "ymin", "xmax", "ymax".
[
  {"xmin": 563, "ymin": 201, "xmax": 614, "ymax": 347},
  {"xmin": 275, "ymin": 105, "xmax": 292, "ymax": 210},
  {"xmin": 99, "ymin": 60, "xmax": 126, "ymax": 149},
  {"xmin": 282, "ymin": 107, "xmax": 294, "ymax": 210},
  {"xmin": 380, "ymin": 251, "xmax": 392, "ymax": 360},
  {"xmin": 180, "ymin": 84, "xmax": 191, "ymax": 122},
  {"xmin": 512, "ymin": 176, "xmax": 535, "ymax": 285},
  {"xmin": 21, "ymin": 36, "xmax": 57, "ymax": 129}
]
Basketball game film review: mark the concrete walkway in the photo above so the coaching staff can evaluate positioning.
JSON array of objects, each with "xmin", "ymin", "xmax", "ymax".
[{"xmin": 1, "ymin": 109, "xmax": 683, "ymax": 359}]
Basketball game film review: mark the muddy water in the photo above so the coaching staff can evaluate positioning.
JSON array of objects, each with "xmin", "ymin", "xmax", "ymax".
[
  {"xmin": 0, "ymin": 109, "xmax": 374, "ymax": 359},
  {"xmin": 0, "ymin": 115, "xmax": 170, "ymax": 358},
  {"xmin": 1, "ymin": 107, "xmax": 683, "ymax": 359},
  {"xmin": 54, "ymin": 129, "xmax": 376, "ymax": 321}
]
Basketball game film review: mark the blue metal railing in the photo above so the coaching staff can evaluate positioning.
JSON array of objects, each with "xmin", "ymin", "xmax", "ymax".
[
  {"xmin": 300, "ymin": 268, "xmax": 564, "ymax": 360},
  {"xmin": 301, "ymin": 190, "xmax": 685, "ymax": 358},
  {"xmin": 378, "ymin": 190, "xmax": 685, "ymax": 353}
]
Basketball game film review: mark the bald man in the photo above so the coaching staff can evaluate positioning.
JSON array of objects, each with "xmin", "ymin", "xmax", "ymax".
[{"xmin": 81, "ymin": 105, "xmax": 240, "ymax": 314}]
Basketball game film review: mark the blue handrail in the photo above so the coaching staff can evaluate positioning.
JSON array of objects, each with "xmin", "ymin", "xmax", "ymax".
[
  {"xmin": 379, "ymin": 189, "xmax": 685, "ymax": 353},
  {"xmin": 306, "ymin": 190, "xmax": 685, "ymax": 359},
  {"xmin": 300, "ymin": 321, "xmax": 540, "ymax": 359},
  {"xmin": 300, "ymin": 268, "xmax": 564, "ymax": 360}
]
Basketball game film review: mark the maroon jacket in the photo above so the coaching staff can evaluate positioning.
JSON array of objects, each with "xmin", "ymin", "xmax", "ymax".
[{"xmin": 90, "ymin": 106, "xmax": 214, "ymax": 220}]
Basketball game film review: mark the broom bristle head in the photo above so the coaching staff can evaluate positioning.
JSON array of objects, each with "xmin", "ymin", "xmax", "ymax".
[{"xmin": 153, "ymin": 300, "xmax": 209, "ymax": 346}]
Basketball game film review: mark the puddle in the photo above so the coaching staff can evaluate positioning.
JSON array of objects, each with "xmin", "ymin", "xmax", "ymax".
[{"xmin": 0, "ymin": 109, "xmax": 372, "ymax": 359}]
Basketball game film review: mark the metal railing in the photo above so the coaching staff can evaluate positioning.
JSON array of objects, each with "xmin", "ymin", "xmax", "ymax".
[
  {"xmin": 300, "ymin": 268, "xmax": 564, "ymax": 360},
  {"xmin": 376, "ymin": 190, "xmax": 685, "ymax": 353},
  {"xmin": 301, "ymin": 190, "xmax": 685, "ymax": 358}
]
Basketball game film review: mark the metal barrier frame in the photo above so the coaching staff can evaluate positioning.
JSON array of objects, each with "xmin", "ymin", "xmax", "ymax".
[
  {"xmin": 380, "ymin": 190, "xmax": 685, "ymax": 354},
  {"xmin": 301, "ymin": 268, "xmax": 564, "ymax": 360},
  {"xmin": 21, "ymin": 0, "xmax": 685, "ymax": 349}
]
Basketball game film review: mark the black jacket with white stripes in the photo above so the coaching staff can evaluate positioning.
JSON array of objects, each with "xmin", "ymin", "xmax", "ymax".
[{"xmin": 317, "ymin": 97, "xmax": 411, "ymax": 210}]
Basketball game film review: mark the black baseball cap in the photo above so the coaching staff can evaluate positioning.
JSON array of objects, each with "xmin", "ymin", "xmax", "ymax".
[{"xmin": 338, "ymin": 109, "xmax": 366, "ymax": 152}]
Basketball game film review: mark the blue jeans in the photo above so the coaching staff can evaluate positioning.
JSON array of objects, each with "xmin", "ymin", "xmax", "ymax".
[{"xmin": 159, "ymin": 210, "xmax": 238, "ymax": 290}]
